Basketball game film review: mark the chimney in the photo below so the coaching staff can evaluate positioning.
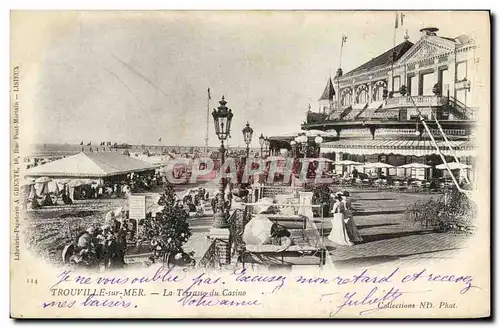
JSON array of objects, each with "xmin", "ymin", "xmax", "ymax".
[{"xmin": 419, "ymin": 27, "xmax": 439, "ymax": 38}]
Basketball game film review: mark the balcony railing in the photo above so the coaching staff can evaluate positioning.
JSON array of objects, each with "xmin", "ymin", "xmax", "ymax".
[{"xmin": 385, "ymin": 95, "xmax": 445, "ymax": 108}]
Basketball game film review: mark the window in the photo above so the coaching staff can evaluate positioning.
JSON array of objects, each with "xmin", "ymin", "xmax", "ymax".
[
  {"xmin": 420, "ymin": 72, "xmax": 434, "ymax": 96},
  {"xmin": 408, "ymin": 75, "xmax": 417, "ymax": 96},
  {"xmin": 358, "ymin": 89, "xmax": 368, "ymax": 103},
  {"xmin": 341, "ymin": 93, "xmax": 351, "ymax": 106},
  {"xmin": 373, "ymin": 82, "xmax": 386, "ymax": 101},
  {"xmin": 440, "ymin": 68, "xmax": 451, "ymax": 96},
  {"xmin": 456, "ymin": 89, "xmax": 467, "ymax": 105},
  {"xmin": 393, "ymin": 76, "xmax": 401, "ymax": 92},
  {"xmin": 456, "ymin": 62, "xmax": 467, "ymax": 81}
]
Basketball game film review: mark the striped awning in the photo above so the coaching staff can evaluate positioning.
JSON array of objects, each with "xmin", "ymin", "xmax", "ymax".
[
  {"xmin": 367, "ymin": 100, "xmax": 384, "ymax": 110},
  {"xmin": 321, "ymin": 139, "xmax": 476, "ymax": 157},
  {"xmin": 352, "ymin": 102, "xmax": 368, "ymax": 110}
]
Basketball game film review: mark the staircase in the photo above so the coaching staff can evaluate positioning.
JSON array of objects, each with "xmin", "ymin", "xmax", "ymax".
[{"xmin": 447, "ymin": 97, "xmax": 477, "ymax": 120}]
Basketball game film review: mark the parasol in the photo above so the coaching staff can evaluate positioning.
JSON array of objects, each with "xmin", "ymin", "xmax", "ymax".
[
  {"xmin": 242, "ymin": 215, "xmax": 274, "ymax": 246},
  {"xmin": 68, "ymin": 179, "xmax": 83, "ymax": 187},
  {"xmin": 399, "ymin": 163, "xmax": 431, "ymax": 169},
  {"xmin": 35, "ymin": 177, "xmax": 52, "ymax": 183},
  {"xmin": 435, "ymin": 162, "xmax": 471, "ymax": 170},
  {"xmin": 334, "ymin": 160, "xmax": 363, "ymax": 166},
  {"xmin": 253, "ymin": 197, "xmax": 275, "ymax": 214},
  {"xmin": 312, "ymin": 158, "xmax": 334, "ymax": 163},
  {"xmin": 362, "ymin": 162, "xmax": 395, "ymax": 169}
]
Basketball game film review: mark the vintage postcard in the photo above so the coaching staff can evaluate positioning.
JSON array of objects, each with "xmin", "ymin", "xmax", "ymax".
[{"xmin": 10, "ymin": 10, "xmax": 490, "ymax": 318}]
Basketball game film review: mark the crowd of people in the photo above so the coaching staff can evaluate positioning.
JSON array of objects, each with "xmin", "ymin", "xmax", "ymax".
[{"xmin": 62, "ymin": 209, "xmax": 130, "ymax": 270}]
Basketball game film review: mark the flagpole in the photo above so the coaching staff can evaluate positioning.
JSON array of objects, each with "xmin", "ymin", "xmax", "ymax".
[
  {"xmin": 205, "ymin": 88, "xmax": 211, "ymax": 156},
  {"xmin": 337, "ymin": 34, "xmax": 345, "ymax": 110},
  {"xmin": 391, "ymin": 12, "xmax": 398, "ymax": 93}
]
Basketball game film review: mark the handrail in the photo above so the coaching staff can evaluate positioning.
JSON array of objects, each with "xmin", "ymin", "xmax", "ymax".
[
  {"xmin": 197, "ymin": 238, "xmax": 218, "ymax": 269},
  {"xmin": 407, "ymin": 95, "xmax": 474, "ymax": 200},
  {"xmin": 433, "ymin": 116, "xmax": 471, "ymax": 184},
  {"xmin": 448, "ymin": 96, "xmax": 477, "ymax": 120},
  {"xmin": 242, "ymin": 202, "xmax": 322, "ymax": 208}
]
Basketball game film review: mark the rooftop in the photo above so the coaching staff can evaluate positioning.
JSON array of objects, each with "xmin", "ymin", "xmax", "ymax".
[
  {"xmin": 341, "ymin": 40, "xmax": 414, "ymax": 78},
  {"xmin": 319, "ymin": 77, "xmax": 336, "ymax": 101}
]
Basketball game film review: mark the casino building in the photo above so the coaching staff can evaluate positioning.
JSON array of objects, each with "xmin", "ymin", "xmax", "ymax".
[{"xmin": 270, "ymin": 27, "xmax": 480, "ymax": 182}]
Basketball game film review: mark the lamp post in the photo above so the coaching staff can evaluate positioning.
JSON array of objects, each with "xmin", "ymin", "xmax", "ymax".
[
  {"xmin": 315, "ymin": 134, "xmax": 323, "ymax": 157},
  {"xmin": 211, "ymin": 95, "xmax": 233, "ymax": 228},
  {"xmin": 296, "ymin": 133, "xmax": 308, "ymax": 158},
  {"xmin": 242, "ymin": 122, "xmax": 253, "ymax": 161},
  {"xmin": 259, "ymin": 133, "xmax": 265, "ymax": 159},
  {"xmin": 264, "ymin": 137, "xmax": 271, "ymax": 157}
]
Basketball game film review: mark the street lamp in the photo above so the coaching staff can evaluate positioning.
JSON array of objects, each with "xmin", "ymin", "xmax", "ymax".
[
  {"xmin": 211, "ymin": 95, "xmax": 233, "ymax": 228},
  {"xmin": 264, "ymin": 137, "xmax": 271, "ymax": 157},
  {"xmin": 315, "ymin": 134, "xmax": 323, "ymax": 157},
  {"xmin": 259, "ymin": 133, "xmax": 265, "ymax": 159},
  {"xmin": 242, "ymin": 122, "xmax": 253, "ymax": 160},
  {"xmin": 296, "ymin": 133, "xmax": 308, "ymax": 158},
  {"xmin": 290, "ymin": 140, "xmax": 297, "ymax": 158}
]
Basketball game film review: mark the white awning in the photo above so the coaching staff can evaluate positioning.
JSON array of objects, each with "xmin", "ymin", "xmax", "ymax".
[
  {"xmin": 321, "ymin": 139, "xmax": 476, "ymax": 157},
  {"xmin": 367, "ymin": 100, "xmax": 384, "ymax": 110},
  {"xmin": 352, "ymin": 103, "xmax": 368, "ymax": 110}
]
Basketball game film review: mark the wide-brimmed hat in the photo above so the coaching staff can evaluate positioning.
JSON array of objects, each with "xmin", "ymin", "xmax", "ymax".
[
  {"xmin": 254, "ymin": 197, "xmax": 275, "ymax": 214},
  {"xmin": 334, "ymin": 192, "xmax": 344, "ymax": 200}
]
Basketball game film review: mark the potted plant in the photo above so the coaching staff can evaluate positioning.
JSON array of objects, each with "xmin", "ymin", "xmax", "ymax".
[
  {"xmin": 432, "ymin": 83, "xmax": 442, "ymax": 96},
  {"xmin": 399, "ymin": 85, "xmax": 407, "ymax": 96}
]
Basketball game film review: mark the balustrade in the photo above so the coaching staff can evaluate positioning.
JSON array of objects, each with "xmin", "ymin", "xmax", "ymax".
[{"xmin": 385, "ymin": 95, "xmax": 444, "ymax": 108}]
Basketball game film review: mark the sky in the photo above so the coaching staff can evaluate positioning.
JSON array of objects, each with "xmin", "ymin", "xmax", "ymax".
[{"xmin": 25, "ymin": 11, "xmax": 487, "ymax": 148}]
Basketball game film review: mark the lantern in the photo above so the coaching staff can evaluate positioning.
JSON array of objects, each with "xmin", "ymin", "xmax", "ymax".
[
  {"xmin": 242, "ymin": 122, "xmax": 253, "ymax": 146},
  {"xmin": 259, "ymin": 133, "xmax": 265, "ymax": 147},
  {"xmin": 212, "ymin": 96, "xmax": 233, "ymax": 141}
]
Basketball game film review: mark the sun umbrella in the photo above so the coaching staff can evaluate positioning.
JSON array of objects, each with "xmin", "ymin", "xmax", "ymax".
[
  {"xmin": 28, "ymin": 185, "xmax": 37, "ymax": 199},
  {"xmin": 35, "ymin": 177, "xmax": 52, "ymax": 183},
  {"xmin": 265, "ymin": 156, "xmax": 287, "ymax": 162},
  {"xmin": 242, "ymin": 214, "xmax": 274, "ymax": 245},
  {"xmin": 435, "ymin": 162, "xmax": 472, "ymax": 170},
  {"xmin": 363, "ymin": 162, "xmax": 395, "ymax": 169},
  {"xmin": 20, "ymin": 178, "xmax": 36, "ymax": 186},
  {"xmin": 253, "ymin": 197, "xmax": 275, "ymax": 214},
  {"xmin": 68, "ymin": 180, "xmax": 83, "ymax": 187},
  {"xmin": 399, "ymin": 163, "xmax": 432, "ymax": 169},
  {"xmin": 334, "ymin": 160, "xmax": 362, "ymax": 165},
  {"xmin": 47, "ymin": 181, "xmax": 60, "ymax": 194},
  {"xmin": 312, "ymin": 158, "xmax": 334, "ymax": 163}
]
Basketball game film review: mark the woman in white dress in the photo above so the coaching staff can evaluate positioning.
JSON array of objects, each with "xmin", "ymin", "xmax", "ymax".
[
  {"xmin": 342, "ymin": 191, "xmax": 363, "ymax": 244},
  {"xmin": 328, "ymin": 193, "xmax": 353, "ymax": 246}
]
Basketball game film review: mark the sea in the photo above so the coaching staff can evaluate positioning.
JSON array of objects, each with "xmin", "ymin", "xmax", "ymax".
[{"xmin": 28, "ymin": 143, "xmax": 252, "ymax": 158}]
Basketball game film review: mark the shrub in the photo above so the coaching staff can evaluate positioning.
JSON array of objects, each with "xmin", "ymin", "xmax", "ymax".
[
  {"xmin": 144, "ymin": 184, "xmax": 193, "ymax": 264},
  {"xmin": 405, "ymin": 189, "xmax": 476, "ymax": 233}
]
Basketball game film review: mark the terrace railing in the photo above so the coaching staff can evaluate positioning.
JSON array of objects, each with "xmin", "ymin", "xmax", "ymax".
[
  {"xmin": 197, "ymin": 238, "xmax": 218, "ymax": 269},
  {"xmin": 385, "ymin": 95, "xmax": 445, "ymax": 109},
  {"xmin": 228, "ymin": 208, "xmax": 250, "ymax": 259}
]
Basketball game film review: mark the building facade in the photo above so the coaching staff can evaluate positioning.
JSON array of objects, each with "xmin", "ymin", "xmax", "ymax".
[{"xmin": 275, "ymin": 27, "xmax": 480, "ymax": 182}]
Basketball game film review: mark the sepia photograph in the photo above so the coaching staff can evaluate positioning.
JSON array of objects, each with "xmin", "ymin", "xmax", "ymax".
[{"xmin": 10, "ymin": 10, "xmax": 490, "ymax": 318}]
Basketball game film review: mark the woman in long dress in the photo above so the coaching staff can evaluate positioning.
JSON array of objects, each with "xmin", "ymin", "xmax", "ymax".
[
  {"xmin": 342, "ymin": 191, "xmax": 363, "ymax": 243},
  {"xmin": 328, "ymin": 193, "xmax": 353, "ymax": 246}
]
